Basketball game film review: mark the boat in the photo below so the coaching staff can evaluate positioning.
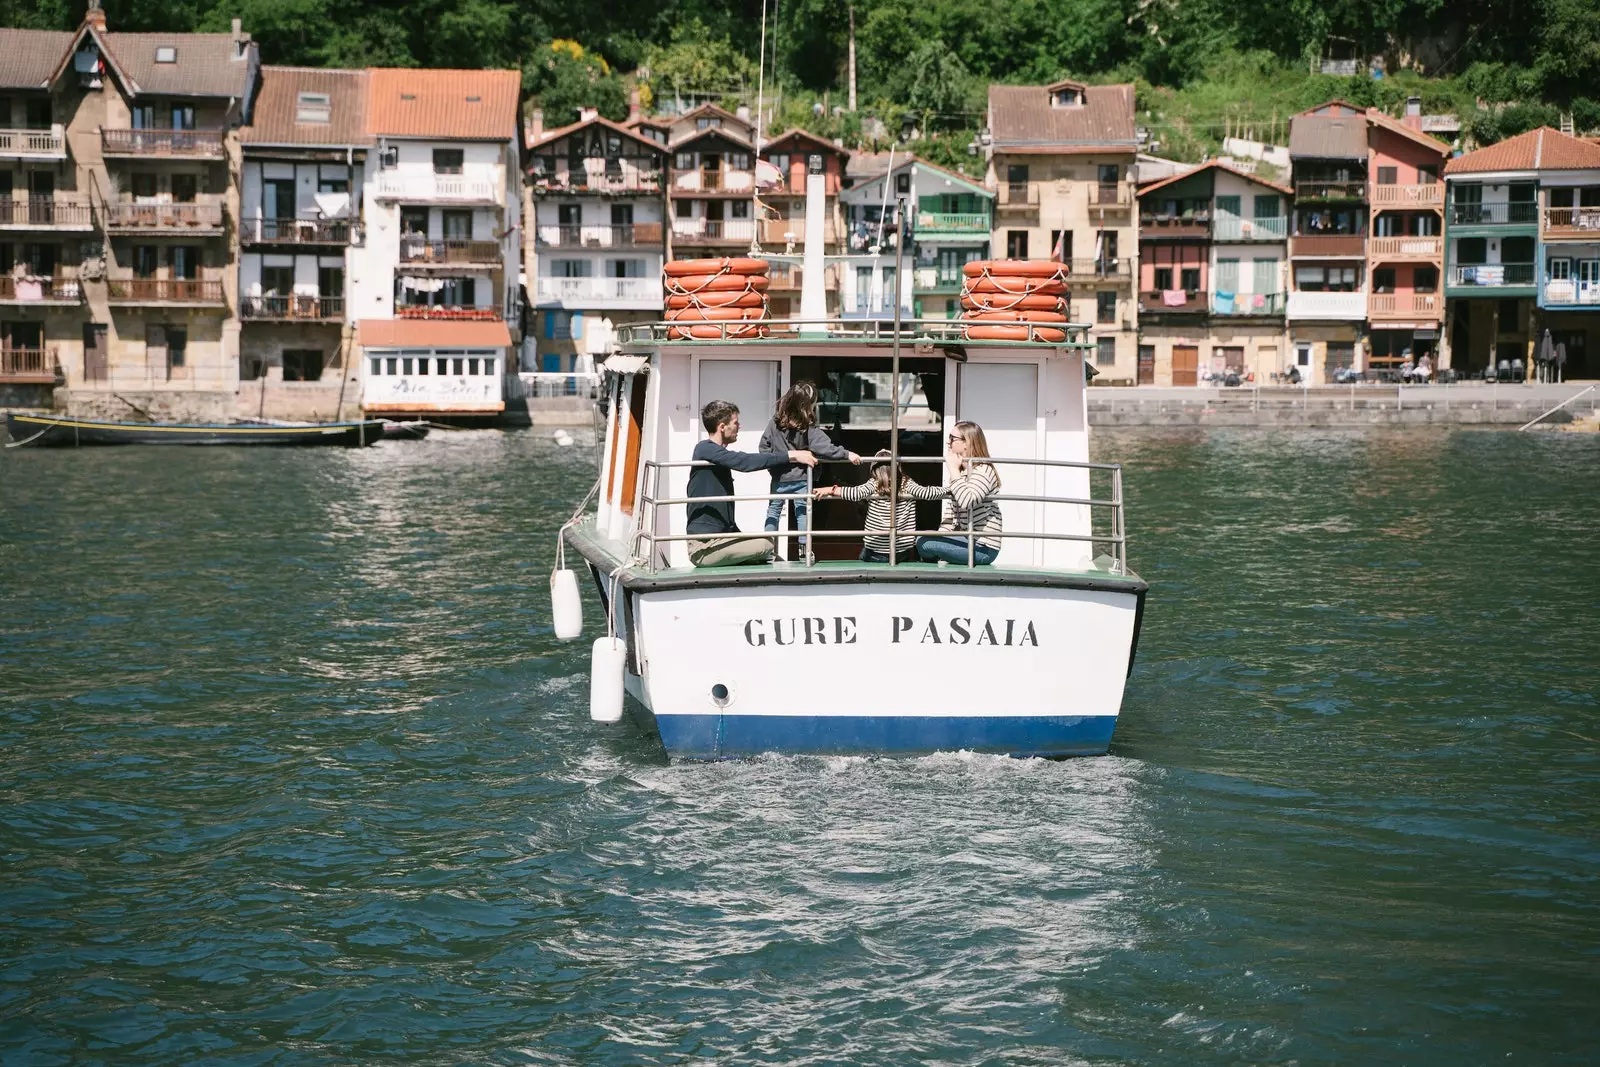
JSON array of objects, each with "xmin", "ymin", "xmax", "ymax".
[
  {"xmin": 5, "ymin": 413, "xmax": 386, "ymax": 448},
  {"xmin": 380, "ymin": 420, "xmax": 432, "ymax": 440}
]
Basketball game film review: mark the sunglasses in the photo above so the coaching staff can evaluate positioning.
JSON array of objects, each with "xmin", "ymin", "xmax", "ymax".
[{"xmin": 947, "ymin": 433, "xmax": 963, "ymax": 443}]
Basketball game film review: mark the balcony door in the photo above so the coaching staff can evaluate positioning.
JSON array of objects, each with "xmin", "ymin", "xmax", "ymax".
[
  {"xmin": 442, "ymin": 210, "xmax": 472, "ymax": 240},
  {"xmin": 1581, "ymin": 260, "xmax": 1600, "ymax": 301},
  {"xmin": 264, "ymin": 178, "xmax": 293, "ymax": 220}
]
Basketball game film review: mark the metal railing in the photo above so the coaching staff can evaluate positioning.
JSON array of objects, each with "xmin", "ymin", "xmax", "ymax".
[
  {"xmin": 633, "ymin": 455, "xmax": 1127, "ymax": 573},
  {"xmin": 400, "ymin": 238, "xmax": 502, "ymax": 264},
  {"xmin": 240, "ymin": 294, "xmax": 345, "ymax": 320},
  {"xmin": 1449, "ymin": 263, "xmax": 1535, "ymax": 287},
  {"xmin": 1211, "ymin": 291, "xmax": 1287, "ymax": 315},
  {"xmin": 1447, "ymin": 201, "xmax": 1538, "ymax": 226},
  {"xmin": 670, "ymin": 218, "xmax": 757, "ymax": 242},
  {"xmin": 1213, "ymin": 216, "xmax": 1288, "ymax": 240},
  {"xmin": 101, "ymin": 128, "xmax": 225, "ymax": 156},
  {"xmin": 373, "ymin": 173, "xmax": 499, "ymax": 203},
  {"xmin": 515, "ymin": 371, "xmax": 602, "ymax": 398},
  {"xmin": 615, "ymin": 316, "xmax": 1093, "ymax": 346},
  {"xmin": 0, "ymin": 196, "xmax": 93, "ymax": 227},
  {"xmin": 241, "ymin": 216, "xmax": 359, "ymax": 244},
  {"xmin": 915, "ymin": 211, "xmax": 989, "ymax": 233},
  {"xmin": 535, "ymin": 223, "xmax": 663, "ymax": 248},
  {"xmin": 531, "ymin": 169, "xmax": 662, "ymax": 194},
  {"xmin": 1295, "ymin": 180, "xmax": 1367, "ymax": 201}
]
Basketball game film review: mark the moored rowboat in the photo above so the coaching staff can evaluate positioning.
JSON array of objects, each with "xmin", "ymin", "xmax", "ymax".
[{"xmin": 5, "ymin": 413, "xmax": 387, "ymax": 448}]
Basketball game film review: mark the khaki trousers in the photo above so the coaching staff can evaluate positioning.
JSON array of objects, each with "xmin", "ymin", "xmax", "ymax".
[{"xmin": 688, "ymin": 535, "xmax": 776, "ymax": 567}]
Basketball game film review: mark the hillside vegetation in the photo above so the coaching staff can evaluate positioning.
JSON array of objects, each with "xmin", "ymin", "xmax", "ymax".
[{"xmin": 6, "ymin": 0, "xmax": 1597, "ymax": 169}]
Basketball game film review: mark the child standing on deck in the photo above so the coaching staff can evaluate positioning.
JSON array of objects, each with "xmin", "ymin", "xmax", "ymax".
[
  {"xmin": 818, "ymin": 451, "xmax": 947, "ymax": 562},
  {"xmin": 759, "ymin": 381, "xmax": 859, "ymax": 537}
]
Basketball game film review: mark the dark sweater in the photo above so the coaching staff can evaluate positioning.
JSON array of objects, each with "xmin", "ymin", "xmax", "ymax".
[
  {"xmin": 686, "ymin": 438, "xmax": 790, "ymax": 535},
  {"xmin": 757, "ymin": 419, "xmax": 852, "ymax": 484}
]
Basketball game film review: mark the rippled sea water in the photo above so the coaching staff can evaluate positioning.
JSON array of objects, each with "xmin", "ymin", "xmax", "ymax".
[{"xmin": 1, "ymin": 427, "xmax": 1596, "ymax": 1065}]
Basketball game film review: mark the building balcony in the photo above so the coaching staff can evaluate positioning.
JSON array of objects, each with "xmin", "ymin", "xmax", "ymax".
[
  {"xmin": 1369, "ymin": 183, "xmax": 1443, "ymax": 208},
  {"xmin": 1139, "ymin": 290, "xmax": 1206, "ymax": 313},
  {"xmin": 107, "ymin": 278, "xmax": 226, "ymax": 305},
  {"xmin": 1446, "ymin": 202, "xmax": 1537, "ymax": 227},
  {"xmin": 1295, "ymin": 180, "xmax": 1367, "ymax": 202},
  {"xmin": 670, "ymin": 218, "xmax": 756, "ymax": 244},
  {"xmin": 534, "ymin": 276, "xmax": 662, "ymax": 309},
  {"xmin": 1448, "ymin": 263, "xmax": 1536, "ymax": 289},
  {"xmin": 1088, "ymin": 183, "xmax": 1132, "ymax": 211},
  {"xmin": 996, "ymin": 182, "xmax": 1040, "ymax": 218},
  {"xmin": 767, "ymin": 265, "xmax": 838, "ymax": 292},
  {"xmin": 531, "ymin": 169, "xmax": 662, "ymax": 195},
  {"xmin": 101, "ymin": 127, "xmax": 225, "ymax": 158},
  {"xmin": 400, "ymin": 238, "xmax": 502, "ymax": 268},
  {"xmin": 913, "ymin": 267, "xmax": 963, "ymax": 294},
  {"xmin": 1064, "ymin": 259, "xmax": 1132, "ymax": 284},
  {"xmin": 1542, "ymin": 280, "xmax": 1600, "ymax": 306},
  {"xmin": 535, "ymin": 223, "xmax": 664, "ymax": 249},
  {"xmin": 0, "ymin": 274, "xmax": 83, "ymax": 304},
  {"xmin": 240, "ymin": 294, "xmax": 345, "ymax": 322},
  {"xmin": 1139, "ymin": 212, "xmax": 1211, "ymax": 239},
  {"xmin": 1286, "ymin": 289, "xmax": 1366, "ymax": 320},
  {"xmin": 1212, "ymin": 291, "xmax": 1287, "ymax": 315},
  {"xmin": 1290, "ymin": 234, "xmax": 1365, "ymax": 258},
  {"xmin": 0, "ymin": 126, "xmax": 66, "ymax": 159},
  {"xmin": 395, "ymin": 304, "xmax": 503, "ymax": 321},
  {"xmin": 373, "ymin": 173, "xmax": 500, "ymax": 204},
  {"xmin": 760, "ymin": 217, "xmax": 837, "ymax": 246},
  {"xmin": 914, "ymin": 211, "xmax": 990, "ymax": 235},
  {"xmin": 0, "ymin": 195, "xmax": 94, "ymax": 230},
  {"xmin": 669, "ymin": 169, "xmax": 756, "ymax": 194},
  {"xmin": 103, "ymin": 200, "xmax": 226, "ymax": 232},
  {"xmin": 1214, "ymin": 216, "xmax": 1289, "ymax": 241},
  {"xmin": 0, "ymin": 346, "xmax": 58, "ymax": 383},
  {"xmin": 1367, "ymin": 235, "xmax": 1443, "ymax": 261},
  {"xmin": 240, "ymin": 216, "xmax": 360, "ymax": 246},
  {"xmin": 1542, "ymin": 207, "xmax": 1600, "ymax": 239},
  {"xmin": 1369, "ymin": 291, "xmax": 1441, "ymax": 320}
]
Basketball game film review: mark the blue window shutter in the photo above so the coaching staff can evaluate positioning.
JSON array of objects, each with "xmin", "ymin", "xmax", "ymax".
[
  {"xmin": 542, "ymin": 312, "xmax": 552, "ymax": 340},
  {"xmin": 572, "ymin": 311, "xmax": 584, "ymax": 340}
]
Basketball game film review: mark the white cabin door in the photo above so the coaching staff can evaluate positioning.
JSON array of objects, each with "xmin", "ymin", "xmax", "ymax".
[
  {"xmin": 956, "ymin": 362, "xmax": 1040, "ymax": 566},
  {"xmin": 697, "ymin": 359, "xmax": 782, "ymax": 537}
]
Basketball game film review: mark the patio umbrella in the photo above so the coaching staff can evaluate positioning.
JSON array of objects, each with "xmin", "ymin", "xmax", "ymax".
[
  {"xmin": 1536, "ymin": 329, "xmax": 1554, "ymax": 382},
  {"xmin": 1555, "ymin": 340, "xmax": 1568, "ymax": 383}
]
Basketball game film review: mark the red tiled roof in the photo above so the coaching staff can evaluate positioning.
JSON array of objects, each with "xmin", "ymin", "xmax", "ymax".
[
  {"xmin": 761, "ymin": 128, "xmax": 848, "ymax": 158},
  {"xmin": 0, "ymin": 29, "xmax": 74, "ymax": 88},
  {"xmin": 366, "ymin": 68, "xmax": 520, "ymax": 141},
  {"xmin": 1297, "ymin": 100, "xmax": 1365, "ymax": 118},
  {"xmin": 987, "ymin": 83, "xmax": 1136, "ymax": 154},
  {"xmin": 668, "ymin": 125, "xmax": 753, "ymax": 151},
  {"xmin": 1365, "ymin": 109, "xmax": 1448, "ymax": 157},
  {"xmin": 242, "ymin": 66, "xmax": 370, "ymax": 146},
  {"xmin": 357, "ymin": 319, "xmax": 511, "ymax": 348},
  {"xmin": 1446, "ymin": 126, "xmax": 1600, "ymax": 174},
  {"xmin": 528, "ymin": 114, "xmax": 665, "ymax": 156},
  {"xmin": 1136, "ymin": 159, "xmax": 1291, "ymax": 199}
]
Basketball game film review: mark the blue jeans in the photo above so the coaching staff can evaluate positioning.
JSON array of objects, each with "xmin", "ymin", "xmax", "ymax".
[
  {"xmin": 764, "ymin": 480, "xmax": 810, "ymax": 532},
  {"xmin": 916, "ymin": 535, "xmax": 998, "ymax": 566}
]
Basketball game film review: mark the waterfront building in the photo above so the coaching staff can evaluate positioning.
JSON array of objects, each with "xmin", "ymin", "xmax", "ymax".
[
  {"xmin": 349, "ymin": 68, "xmax": 522, "ymax": 418},
  {"xmin": 907, "ymin": 160, "xmax": 994, "ymax": 320},
  {"xmin": 1135, "ymin": 161, "xmax": 1289, "ymax": 385},
  {"xmin": 1445, "ymin": 126, "xmax": 1600, "ymax": 379},
  {"xmin": 985, "ymin": 78, "xmax": 1139, "ymax": 381},
  {"xmin": 236, "ymin": 66, "xmax": 368, "ymax": 419},
  {"xmin": 0, "ymin": 5, "xmax": 258, "ymax": 418},
  {"xmin": 666, "ymin": 122, "xmax": 758, "ymax": 265},
  {"xmin": 1286, "ymin": 102, "xmax": 1369, "ymax": 383},
  {"xmin": 757, "ymin": 129, "xmax": 848, "ymax": 318},
  {"xmin": 526, "ymin": 111, "xmax": 667, "ymax": 376},
  {"xmin": 1363, "ymin": 103, "xmax": 1447, "ymax": 374}
]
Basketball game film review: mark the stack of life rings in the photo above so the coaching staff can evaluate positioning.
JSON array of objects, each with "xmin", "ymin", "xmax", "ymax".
[
  {"xmin": 663, "ymin": 258, "xmax": 771, "ymax": 339},
  {"xmin": 959, "ymin": 260, "xmax": 1070, "ymax": 343}
]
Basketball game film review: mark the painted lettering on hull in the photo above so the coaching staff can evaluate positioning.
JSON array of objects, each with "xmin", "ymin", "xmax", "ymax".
[{"xmin": 746, "ymin": 616, "xmax": 1039, "ymax": 647}]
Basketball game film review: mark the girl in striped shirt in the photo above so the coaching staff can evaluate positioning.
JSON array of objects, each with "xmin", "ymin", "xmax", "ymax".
[
  {"xmin": 818, "ymin": 451, "xmax": 947, "ymax": 562},
  {"xmin": 917, "ymin": 421, "xmax": 1003, "ymax": 565}
]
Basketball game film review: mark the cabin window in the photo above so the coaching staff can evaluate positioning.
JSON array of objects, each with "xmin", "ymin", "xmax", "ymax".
[
  {"xmin": 1096, "ymin": 291, "xmax": 1116, "ymax": 323},
  {"xmin": 1096, "ymin": 337, "xmax": 1116, "ymax": 365},
  {"xmin": 402, "ymin": 358, "xmax": 413, "ymax": 375}
]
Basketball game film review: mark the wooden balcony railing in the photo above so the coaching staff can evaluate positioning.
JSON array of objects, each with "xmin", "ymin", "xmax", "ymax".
[
  {"xmin": 1139, "ymin": 212, "xmax": 1211, "ymax": 239},
  {"xmin": 669, "ymin": 168, "xmax": 756, "ymax": 193},
  {"xmin": 103, "ymin": 201, "xmax": 225, "ymax": 229},
  {"xmin": 240, "ymin": 294, "xmax": 345, "ymax": 321},
  {"xmin": 0, "ymin": 275, "xmax": 83, "ymax": 301},
  {"xmin": 1295, "ymin": 180, "xmax": 1367, "ymax": 202},
  {"xmin": 1367, "ymin": 235, "xmax": 1443, "ymax": 260},
  {"xmin": 241, "ymin": 217, "xmax": 359, "ymax": 245},
  {"xmin": 0, "ymin": 346, "xmax": 58, "ymax": 382},
  {"xmin": 395, "ymin": 304, "xmax": 503, "ymax": 321},
  {"xmin": 670, "ymin": 218, "xmax": 757, "ymax": 243},
  {"xmin": 1369, "ymin": 292, "xmax": 1440, "ymax": 317},
  {"xmin": 1369, "ymin": 184, "xmax": 1444, "ymax": 207},
  {"xmin": 0, "ymin": 127, "xmax": 65, "ymax": 156},
  {"xmin": 400, "ymin": 238, "xmax": 502, "ymax": 264},
  {"xmin": 1542, "ymin": 206, "xmax": 1600, "ymax": 236},
  {"xmin": 101, "ymin": 127, "xmax": 226, "ymax": 157},
  {"xmin": 531, "ymin": 168, "xmax": 662, "ymax": 194},
  {"xmin": 0, "ymin": 196, "xmax": 93, "ymax": 227},
  {"xmin": 1290, "ymin": 233, "xmax": 1366, "ymax": 258},
  {"xmin": 107, "ymin": 278, "xmax": 226, "ymax": 303},
  {"xmin": 1139, "ymin": 290, "xmax": 1206, "ymax": 313},
  {"xmin": 535, "ymin": 223, "xmax": 664, "ymax": 248}
]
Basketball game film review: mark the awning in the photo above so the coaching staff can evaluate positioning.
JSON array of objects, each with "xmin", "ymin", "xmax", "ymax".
[
  {"xmin": 357, "ymin": 318, "xmax": 512, "ymax": 348},
  {"xmin": 600, "ymin": 354, "xmax": 649, "ymax": 375}
]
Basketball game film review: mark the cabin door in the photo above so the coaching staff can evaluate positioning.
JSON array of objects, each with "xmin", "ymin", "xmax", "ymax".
[
  {"xmin": 1172, "ymin": 345, "xmax": 1199, "ymax": 386},
  {"xmin": 697, "ymin": 358, "xmax": 781, "ymax": 538},
  {"xmin": 955, "ymin": 362, "xmax": 1040, "ymax": 567}
]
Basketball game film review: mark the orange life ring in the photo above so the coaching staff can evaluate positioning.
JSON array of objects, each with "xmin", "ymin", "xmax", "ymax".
[
  {"xmin": 962, "ymin": 259, "xmax": 1069, "ymax": 279},
  {"xmin": 666, "ymin": 290, "xmax": 766, "ymax": 310},
  {"xmin": 663, "ymin": 306, "xmax": 768, "ymax": 322},
  {"xmin": 667, "ymin": 322, "xmax": 770, "ymax": 340},
  {"xmin": 663, "ymin": 257, "xmax": 769, "ymax": 278},
  {"xmin": 665, "ymin": 274, "xmax": 770, "ymax": 293},
  {"xmin": 963, "ymin": 324, "xmax": 1068, "ymax": 343},
  {"xmin": 960, "ymin": 293, "xmax": 1066, "ymax": 312},
  {"xmin": 963, "ymin": 310, "xmax": 1069, "ymax": 323},
  {"xmin": 962, "ymin": 277, "xmax": 1068, "ymax": 297}
]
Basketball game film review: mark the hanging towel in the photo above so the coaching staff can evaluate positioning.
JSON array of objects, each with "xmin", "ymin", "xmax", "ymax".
[
  {"xmin": 1213, "ymin": 292, "xmax": 1235, "ymax": 314},
  {"xmin": 1163, "ymin": 289, "xmax": 1187, "ymax": 306}
]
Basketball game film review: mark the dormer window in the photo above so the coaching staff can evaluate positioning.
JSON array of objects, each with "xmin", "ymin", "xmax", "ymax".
[
  {"xmin": 296, "ymin": 92, "xmax": 331, "ymax": 124},
  {"xmin": 697, "ymin": 117, "xmax": 720, "ymax": 130},
  {"xmin": 155, "ymin": 46, "xmax": 177, "ymax": 64},
  {"xmin": 1051, "ymin": 87, "xmax": 1083, "ymax": 107}
]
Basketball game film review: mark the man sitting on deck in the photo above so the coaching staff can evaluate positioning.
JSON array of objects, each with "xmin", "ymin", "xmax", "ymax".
[{"xmin": 687, "ymin": 400, "xmax": 815, "ymax": 567}]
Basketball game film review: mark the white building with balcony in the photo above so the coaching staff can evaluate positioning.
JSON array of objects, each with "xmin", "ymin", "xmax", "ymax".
[
  {"xmin": 526, "ymin": 113, "xmax": 666, "ymax": 374},
  {"xmin": 350, "ymin": 68, "xmax": 522, "ymax": 418}
]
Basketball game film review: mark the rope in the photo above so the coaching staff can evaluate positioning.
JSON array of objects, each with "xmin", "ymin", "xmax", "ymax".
[{"xmin": 553, "ymin": 476, "xmax": 602, "ymax": 578}]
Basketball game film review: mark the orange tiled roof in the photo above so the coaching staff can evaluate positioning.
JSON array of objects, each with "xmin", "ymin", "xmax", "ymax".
[
  {"xmin": 366, "ymin": 68, "xmax": 520, "ymax": 141},
  {"xmin": 356, "ymin": 319, "xmax": 512, "ymax": 347},
  {"xmin": 1446, "ymin": 126, "xmax": 1600, "ymax": 175},
  {"xmin": 987, "ymin": 83, "xmax": 1136, "ymax": 154}
]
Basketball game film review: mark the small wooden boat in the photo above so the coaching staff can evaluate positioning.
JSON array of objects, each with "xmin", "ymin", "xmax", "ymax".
[
  {"xmin": 5, "ymin": 413, "xmax": 386, "ymax": 448},
  {"xmin": 380, "ymin": 420, "xmax": 432, "ymax": 440}
]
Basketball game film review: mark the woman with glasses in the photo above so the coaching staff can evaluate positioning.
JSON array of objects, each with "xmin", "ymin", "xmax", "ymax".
[{"xmin": 916, "ymin": 421, "xmax": 1002, "ymax": 566}]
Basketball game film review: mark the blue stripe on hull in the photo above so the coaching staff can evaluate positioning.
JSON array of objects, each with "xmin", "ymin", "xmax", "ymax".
[{"xmin": 652, "ymin": 713, "xmax": 1118, "ymax": 760}]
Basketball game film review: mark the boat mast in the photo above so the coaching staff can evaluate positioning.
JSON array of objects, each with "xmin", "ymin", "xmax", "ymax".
[{"xmin": 888, "ymin": 193, "xmax": 906, "ymax": 565}]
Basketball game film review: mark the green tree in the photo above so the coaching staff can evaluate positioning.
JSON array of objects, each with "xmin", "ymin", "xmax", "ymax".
[{"xmin": 526, "ymin": 40, "xmax": 629, "ymax": 125}]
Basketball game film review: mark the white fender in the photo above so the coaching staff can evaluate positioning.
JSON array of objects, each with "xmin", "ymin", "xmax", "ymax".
[
  {"xmin": 589, "ymin": 636, "xmax": 626, "ymax": 723},
  {"xmin": 550, "ymin": 568, "xmax": 583, "ymax": 641}
]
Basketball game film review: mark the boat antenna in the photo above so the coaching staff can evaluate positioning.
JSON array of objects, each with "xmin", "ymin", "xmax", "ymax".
[
  {"xmin": 750, "ymin": 0, "xmax": 768, "ymax": 256},
  {"xmin": 888, "ymin": 192, "xmax": 906, "ymax": 565},
  {"xmin": 870, "ymin": 146, "xmax": 896, "ymax": 253}
]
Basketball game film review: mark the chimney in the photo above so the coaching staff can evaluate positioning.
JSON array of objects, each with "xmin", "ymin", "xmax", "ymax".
[
  {"xmin": 628, "ymin": 87, "xmax": 641, "ymax": 125},
  {"xmin": 232, "ymin": 17, "xmax": 242, "ymax": 36},
  {"xmin": 530, "ymin": 107, "xmax": 544, "ymax": 143},
  {"xmin": 84, "ymin": 0, "xmax": 106, "ymax": 29},
  {"xmin": 736, "ymin": 104, "xmax": 751, "ymax": 122},
  {"xmin": 1405, "ymin": 96, "xmax": 1421, "ymax": 131},
  {"xmin": 579, "ymin": 106, "xmax": 598, "ymax": 122}
]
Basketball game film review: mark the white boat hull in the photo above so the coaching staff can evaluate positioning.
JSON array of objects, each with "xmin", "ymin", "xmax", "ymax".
[{"xmin": 624, "ymin": 582, "xmax": 1142, "ymax": 759}]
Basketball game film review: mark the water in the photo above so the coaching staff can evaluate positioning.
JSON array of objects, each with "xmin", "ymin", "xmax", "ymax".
[{"xmin": 1, "ymin": 427, "xmax": 1596, "ymax": 1065}]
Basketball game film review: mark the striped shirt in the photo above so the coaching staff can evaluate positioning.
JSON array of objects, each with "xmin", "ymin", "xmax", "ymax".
[
  {"xmin": 941, "ymin": 463, "xmax": 1003, "ymax": 551},
  {"xmin": 837, "ymin": 478, "xmax": 947, "ymax": 556}
]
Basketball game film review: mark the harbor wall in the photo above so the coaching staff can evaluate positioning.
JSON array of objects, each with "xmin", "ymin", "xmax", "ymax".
[{"xmin": 1086, "ymin": 384, "xmax": 1597, "ymax": 428}]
